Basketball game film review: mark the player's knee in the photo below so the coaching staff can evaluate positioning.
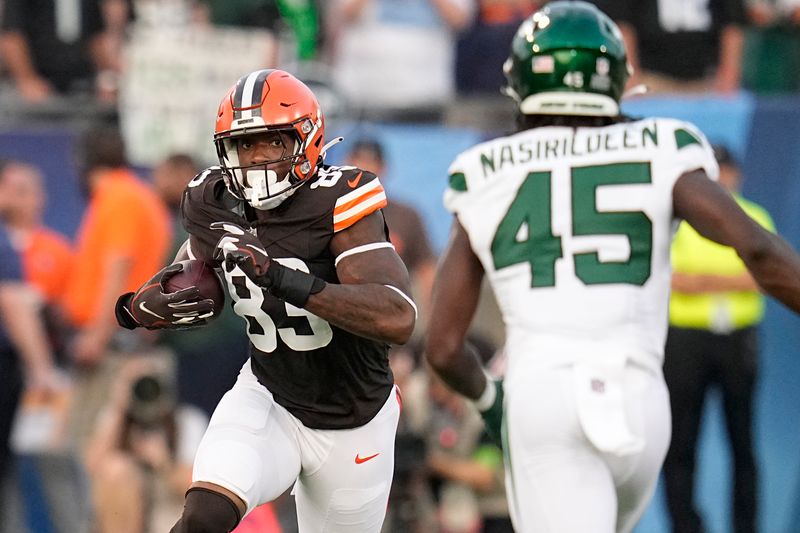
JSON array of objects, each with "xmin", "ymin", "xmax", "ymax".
[{"xmin": 170, "ymin": 487, "xmax": 242, "ymax": 533}]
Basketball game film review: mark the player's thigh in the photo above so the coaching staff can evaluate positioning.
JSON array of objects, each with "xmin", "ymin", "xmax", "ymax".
[
  {"xmin": 295, "ymin": 387, "xmax": 401, "ymax": 533},
  {"xmin": 505, "ymin": 367, "xmax": 617, "ymax": 533},
  {"xmin": 192, "ymin": 362, "xmax": 301, "ymax": 515},
  {"xmin": 613, "ymin": 366, "xmax": 671, "ymax": 533}
]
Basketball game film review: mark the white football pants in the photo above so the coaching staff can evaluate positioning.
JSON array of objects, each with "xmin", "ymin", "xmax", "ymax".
[
  {"xmin": 503, "ymin": 361, "xmax": 671, "ymax": 533},
  {"xmin": 192, "ymin": 360, "xmax": 401, "ymax": 532}
]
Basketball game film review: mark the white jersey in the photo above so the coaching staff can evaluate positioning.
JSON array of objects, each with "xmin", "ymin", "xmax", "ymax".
[{"xmin": 445, "ymin": 118, "xmax": 718, "ymax": 375}]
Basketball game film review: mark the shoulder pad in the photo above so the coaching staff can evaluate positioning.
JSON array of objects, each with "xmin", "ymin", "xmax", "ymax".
[
  {"xmin": 183, "ymin": 167, "xmax": 237, "ymax": 207},
  {"xmin": 659, "ymin": 118, "xmax": 719, "ymax": 182},
  {"xmin": 310, "ymin": 165, "xmax": 387, "ymax": 232}
]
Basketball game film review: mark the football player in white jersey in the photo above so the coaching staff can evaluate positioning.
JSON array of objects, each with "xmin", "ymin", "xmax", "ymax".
[{"xmin": 424, "ymin": 2, "xmax": 800, "ymax": 533}]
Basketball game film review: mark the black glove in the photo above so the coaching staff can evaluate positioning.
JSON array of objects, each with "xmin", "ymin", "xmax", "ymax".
[
  {"xmin": 115, "ymin": 263, "xmax": 216, "ymax": 330},
  {"xmin": 211, "ymin": 221, "xmax": 326, "ymax": 308},
  {"xmin": 477, "ymin": 378, "xmax": 504, "ymax": 449},
  {"xmin": 210, "ymin": 221, "xmax": 271, "ymax": 282}
]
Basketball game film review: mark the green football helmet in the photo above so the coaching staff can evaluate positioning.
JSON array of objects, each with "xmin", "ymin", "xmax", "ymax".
[{"xmin": 503, "ymin": 0, "xmax": 631, "ymax": 117}]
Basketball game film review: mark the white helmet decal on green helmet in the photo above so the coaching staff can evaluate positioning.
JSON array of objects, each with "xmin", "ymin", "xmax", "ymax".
[{"xmin": 503, "ymin": 1, "xmax": 632, "ymax": 117}]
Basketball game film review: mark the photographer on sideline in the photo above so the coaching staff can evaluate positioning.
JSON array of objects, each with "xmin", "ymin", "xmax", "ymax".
[{"xmin": 84, "ymin": 358, "xmax": 208, "ymax": 533}]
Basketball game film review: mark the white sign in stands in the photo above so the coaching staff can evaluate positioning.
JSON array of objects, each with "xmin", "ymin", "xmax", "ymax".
[{"xmin": 119, "ymin": 25, "xmax": 276, "ymax": 167}]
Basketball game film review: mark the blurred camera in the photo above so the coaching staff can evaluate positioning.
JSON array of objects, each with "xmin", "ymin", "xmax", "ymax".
[{"xmin": 126, "ymin": 374, "xmax": 175, "ymax": 428}]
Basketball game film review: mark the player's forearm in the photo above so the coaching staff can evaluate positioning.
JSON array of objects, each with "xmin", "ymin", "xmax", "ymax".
[
  {"xmin": 741, "ymin": 231, "xmax": 800, "ymax": 312},
  {"xmin": 426, "ymin": 337, "xmax": 488, "ymax": 401},
  {"xmin": 304, "ymin": 283, "xmax": 415, "ymax": 345},
  {"xmin": 424, "ymin": 221, "xmax": 487, "ymax": 399}
]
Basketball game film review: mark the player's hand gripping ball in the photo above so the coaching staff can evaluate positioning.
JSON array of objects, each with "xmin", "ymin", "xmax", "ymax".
[
  {"xmin": 162, "ymin": 259, "xmax": 226, "ymax": 317},
  {"xmin": 118, "ymin": 260, "xmax": 225, "ymax": 330}
]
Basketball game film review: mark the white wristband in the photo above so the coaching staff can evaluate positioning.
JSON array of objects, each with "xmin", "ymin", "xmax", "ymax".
[{"xmin": 472, "ymin": 370, "xmax": 497, "ymax": 412}]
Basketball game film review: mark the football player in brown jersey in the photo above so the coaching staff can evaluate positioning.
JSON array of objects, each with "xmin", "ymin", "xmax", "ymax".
[{"xmin": 115, "ymin": 69, "xmax": 416, "ymax": 533}]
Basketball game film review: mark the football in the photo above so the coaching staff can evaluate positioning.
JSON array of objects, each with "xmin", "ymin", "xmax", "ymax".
[{"xmin": 163, "ymin": 259, "xmax": 226, "ymax": 318}]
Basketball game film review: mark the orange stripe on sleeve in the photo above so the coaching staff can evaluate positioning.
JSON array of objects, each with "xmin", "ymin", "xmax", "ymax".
[
  {"xmin": 333, "ymin": 181, "xmax": 388, "ymax": 232},
  {"xmin": 334, "ymin": 185, "xmax": 385, "ymax": 218},
  {"xmin": 333, "ymin": 196, "xmax": 387, "ymax": 232}
]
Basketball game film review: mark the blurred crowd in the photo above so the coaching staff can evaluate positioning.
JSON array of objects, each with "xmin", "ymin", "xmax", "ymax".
[
  {"xmin": 0, "ymin": 0, "xmax": 798, "ymax": 532},
  {"xmin": 0, "ymin": 0, "xmax": 798, "ymax": 127}
]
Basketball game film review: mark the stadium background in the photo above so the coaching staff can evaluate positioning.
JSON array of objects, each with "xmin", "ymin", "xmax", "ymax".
[{"xmin": 2, "ymin": 92, "xmax": 800, "ymax": 533}]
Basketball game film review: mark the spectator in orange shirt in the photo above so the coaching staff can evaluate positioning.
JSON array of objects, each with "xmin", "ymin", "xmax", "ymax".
[
  {"xmin": 0, "ymin": 163, "xmax": 63, "ymax": 533},
  {"xmin": 0, "ymin": 159, "xmax": 74, "ymax": 368},
  {"xmin": 62, "ymin": 126, "xmax": 172, "ymax": 457},
  {"xmin": 0, "ymin": 160, "xmax": 74, "ymax": 307},
  {"xmin": 63, "ymin": 126, "xmax": 172, "ymax": 366}
]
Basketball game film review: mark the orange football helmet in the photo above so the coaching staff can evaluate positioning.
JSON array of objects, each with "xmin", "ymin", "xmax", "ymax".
[{"xmin": 214, "ymin": 69, "xmax": 325, "ymax": 209}]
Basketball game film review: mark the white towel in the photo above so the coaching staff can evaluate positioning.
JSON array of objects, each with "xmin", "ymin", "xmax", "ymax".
[{"xmin": 573, "ymin": 360, "xmax": 644, "ymax": 456}]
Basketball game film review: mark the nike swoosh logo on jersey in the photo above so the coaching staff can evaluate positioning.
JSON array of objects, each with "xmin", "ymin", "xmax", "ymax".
[
  {"xmin": 138, "ymin": 302, "xmax": 165, "ymax": 319},
  {"xmin": 354, "ymin": 452, "xmax": 380, "ymax": 464},
  {"xmin": 347, "ymin": 172, "xmax": 363, "ymax": 189}
]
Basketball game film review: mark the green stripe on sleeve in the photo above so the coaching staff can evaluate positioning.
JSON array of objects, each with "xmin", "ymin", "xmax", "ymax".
[
  {"xmin": 448, "ymin": 171, "xmax": 468, "ymax": 192},
  {"xmin": 674, "ymin": 128, "xmax": 702, "ymax": 149}
]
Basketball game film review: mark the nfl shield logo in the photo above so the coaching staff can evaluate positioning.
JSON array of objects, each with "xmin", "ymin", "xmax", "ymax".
[{"xmin": 596, "ymin": 57, "xmax": 610, "ymax": 75}]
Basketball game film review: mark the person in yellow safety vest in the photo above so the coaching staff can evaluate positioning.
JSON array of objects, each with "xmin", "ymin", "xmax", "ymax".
[{"xmin": 662, "ymin": 144, "xmax": 774, "ymax": 533}]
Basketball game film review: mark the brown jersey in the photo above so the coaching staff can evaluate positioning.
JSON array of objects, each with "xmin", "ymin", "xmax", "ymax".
[{"xmin": 181, "ymin": 165, "xmax": 394, "ymax": 429}]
